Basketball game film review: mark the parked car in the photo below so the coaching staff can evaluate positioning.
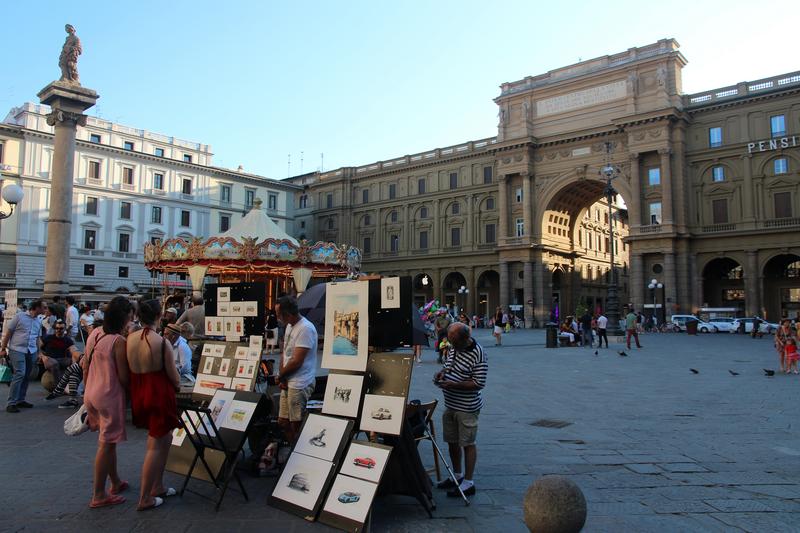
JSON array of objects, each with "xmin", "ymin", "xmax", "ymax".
[
  {"xmin": 338, "ymin": 491, "xmax": 361, "ymax": 504},
  {"xmin": 732, "ymin": 317, "xmax": 778, "ymax": 334},
  {"xmin": 670, "ymin": 315, "xmax": 718, "ymax": 333},
  {"xmin": 353, "ymin": 457, "xmax": 376, "ymax": 469},
  {"xmin": 371, "ymin": 408, "xmax": 392, "ymax": 420},
  {"xmin": 707, "ymin": 317, "xmax": 737, "ymax": 333}
]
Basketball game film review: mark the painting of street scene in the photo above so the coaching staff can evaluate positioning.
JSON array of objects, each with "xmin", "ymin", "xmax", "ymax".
[{"xmin": 322, "ymin": 281, "xmax": 369, "ymax": 372}]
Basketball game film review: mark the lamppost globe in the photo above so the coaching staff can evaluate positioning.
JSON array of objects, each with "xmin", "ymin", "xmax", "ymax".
[
  {"xmin": 2, "ymin": 183, "xmax": 23, "ymax": 205},
  {"xmin": 651, "ymin": 278, "xmax": 658, "ymax": 286}
]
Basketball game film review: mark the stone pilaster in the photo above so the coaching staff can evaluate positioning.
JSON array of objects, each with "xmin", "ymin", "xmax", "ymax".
[
  {"xmin": 523, "ymin": 261, "xmax": 534, "ymax": 327},
  {"xmin": 499, "ymin": 260, "xmax": 510, "ymax": 309},
  {"xmin": 629, "ymin": 153, "xmax": 641, "ymax": 227},
  {"xmin": 746, "ymin": 250, "xmax": 759, "ymax": 316},
  {"xmin": 498, "ymin": 175, "xmax": 508, "ymax": 244},
  {"xmin": 663, "ymin": 251, "xmax": 677, "ymax": 317},
  {"xmin": 37, "ymin": 81, "xmax": 98, "ymax": 298},
  {"xmin": 659, "ymin": 148, "xmax": 673, "ymax": 226},
  {"xmin": 522, "ymin": 173, "xmax": 532, "ymax": 241},
  {"xmin": 630, "ymin": 253, "xmax": 645, "ymax": 311}
]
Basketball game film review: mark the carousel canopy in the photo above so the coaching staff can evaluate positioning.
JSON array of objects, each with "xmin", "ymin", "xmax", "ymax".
[
  {"xmin": 217, "ymin": 201, "xmax": 298, "ymax": 245},
  {"xmin": 143, "ymin": 198, "xmax": 361, "ymax": 278}
]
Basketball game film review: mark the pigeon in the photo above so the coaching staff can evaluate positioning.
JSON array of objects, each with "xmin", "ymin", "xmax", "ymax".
[
  {"xmin": 763, "ymin": 369, "xmax": 775, "ymax": 377},
  {"xmin": 618, "ymin": 350, "xmax": 628, "ymax": 357},
  {"xmin": 728, "ymin": 370, "xmax": 739, "ymax": 376},
  {"xmin": 690, "ymin": 368, "xmax": 699, "ymax": 374},
  {"xmin": 594, "ymin": 350, "xmax": 599, "ymax": 356}
]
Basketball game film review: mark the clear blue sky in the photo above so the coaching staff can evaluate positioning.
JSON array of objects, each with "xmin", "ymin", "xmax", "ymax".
[{"xmin": 3, "ymin": 0, "xmax": 798, "ymax": 179}]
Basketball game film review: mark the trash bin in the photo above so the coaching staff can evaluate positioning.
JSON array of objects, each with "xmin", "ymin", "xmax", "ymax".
[
  {"xmin": 545, "ymin": 322, "xmax": 558, "ymax": 348},
  {"xmin": 686, "ymin": 319, "xmax": 698, "ymax": 335}
]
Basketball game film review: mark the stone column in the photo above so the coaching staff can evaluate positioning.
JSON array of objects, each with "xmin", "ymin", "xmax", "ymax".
[
  {"xmin": 630, "ymin": 253, "xmax": 645, "ymax": 312},
  {"xmin": 659, "ymin": 148, "xmax": 674, "ymax": 226},
  {"xmin": 38, "ymin": 82, "xmax": 98, "ymax": 298},
  {"xmin": 663, "ymin": 252, "xmax": 678, "ymax": 317},
  {"xmin": 498, "ymin": 175, "xmax": 508, "ymax": 244},
  {"xmin": 523, "ymin": 261, "xmax": 534, "ymax": 327},
  {"xmin": 689, "ymin": 253, "xmax": 701, "ymax": 313},
  {"xmin": 534, "ymin": 261, "xmax": 548, "ymax": 326},
  {"xmin": 499, "ymin": 260, "xmax": 510, "ymax": 309},
  {"xmin": 628, "ymin": 153, "xmax": 641, "ymax": 227},
  {"xmin": 522, "ymin": 173, "xmax": 532, "ymax": 241},
  {"xmin": 741, "ymin": 154, "xmax": 755, "ymax": 222},
  {"xmin": 672, "ymin": 126, "xmax": 687, "ymax": 230},
  {"xmin": 746, "ymin": 250, "xmax": 759, "ymax": 316}
]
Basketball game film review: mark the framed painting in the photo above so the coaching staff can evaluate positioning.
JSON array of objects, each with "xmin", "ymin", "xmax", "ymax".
[
  {"xmin": 338, "ymin": 441, "xmax": 392, "ymax": 484},
  {"xmin": 358, "ymin": 394, "xmax": 406, "ymax": 436},
  {"xmin": 270, "ymin": 451, "xmax": 335, "ymax": 519},
  {"xmin": 322, "ymin": 373, "xmax": 364, "ymax": 419},
  {"xmin": 322, "ymin": 281, "xmax": 370, "ymax": 372},
  {"xmin": 292, "ymin": 413, "xmax": 353, "ymax": 463}
]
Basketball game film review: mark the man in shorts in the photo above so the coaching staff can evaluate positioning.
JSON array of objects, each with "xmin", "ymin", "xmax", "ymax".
[
  {"xmin": 434, "ymin": 322, "xmax": 488, "ymax": 497},
  {"xmin": 275, "ymin": 295, "xmax": 318, "ymax": 444}
]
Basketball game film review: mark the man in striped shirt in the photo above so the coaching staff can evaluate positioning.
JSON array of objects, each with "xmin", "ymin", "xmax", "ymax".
[{"xmin": 434, "ymin": 322, "xmax": 488, "ymax": 497}]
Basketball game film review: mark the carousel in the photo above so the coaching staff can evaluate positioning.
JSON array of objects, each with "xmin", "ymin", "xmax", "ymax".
[{"xmin": 143, "ymin": 198, "xmax": 361, "ymax": 307}]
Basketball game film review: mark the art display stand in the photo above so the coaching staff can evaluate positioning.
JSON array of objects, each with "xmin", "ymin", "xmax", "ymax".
[{"xmin": 178, "ymin": 391, "xmax": 267, "ymax": 510}]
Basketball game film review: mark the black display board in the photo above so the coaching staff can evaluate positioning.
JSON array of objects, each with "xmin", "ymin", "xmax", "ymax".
[
  {"xmin": 204, "ymin": 282, "xmax": 266, "ymax": 338},
  {"xmin": 368, "ymin": 277, "xmax": 413, "ymax": 349}
]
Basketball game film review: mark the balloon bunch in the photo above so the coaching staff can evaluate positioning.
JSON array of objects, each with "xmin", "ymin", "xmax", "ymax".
[{"xmin": 418, "ymin": 299, "xmax": 444, "ymax": 324}]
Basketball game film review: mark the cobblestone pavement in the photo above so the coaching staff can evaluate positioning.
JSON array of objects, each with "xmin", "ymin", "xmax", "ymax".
[{"xmin": 1, "ymin": 329, "xmax": 799, "ymax": 532}]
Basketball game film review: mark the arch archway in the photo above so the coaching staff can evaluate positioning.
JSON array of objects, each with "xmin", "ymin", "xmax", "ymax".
[
  {"xmin": 702, "ymin": 257, "xmax": 745, "ymax": 314},
  {"xmin": 442, "ymin": 271, "xmax": 468, "ymax": 311},
  {"xmin": 412, "ymin": 272, "xmax": 434, "ymax": 309},
  {"xmin": 763, "ymin": 253, "xmax": 800, "ymax": 320},
  {"xmin": 476, "ymin": 270, "xmax": 499, "ymax": 319}
]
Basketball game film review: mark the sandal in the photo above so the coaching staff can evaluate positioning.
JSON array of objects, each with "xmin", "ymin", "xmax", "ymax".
[
  {"xmin": 110, "ymin": 480, "xmax": 129, "ymax": 495},
  {"xmin": 137, "ymin": 496, "xmax": 164, "ymax": 511},
  {"xmin": 155, "ymin": 487, "xmax": 177, "ymax": 498},
  {"xmin": 89, "ymin": 494, "xmax": 126, "ymax": 509}
]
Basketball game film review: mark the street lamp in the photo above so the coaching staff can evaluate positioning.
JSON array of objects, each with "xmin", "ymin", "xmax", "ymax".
[
  {"xmin": 458, "ymin": 285, "xmax": 469, "ymax": 315},
  {"xmin": 598, "ymin": 142, "xmax": 623, "ymax": 335},
  {"xmin": 648, "ymin": 278, "xmax": 663, "ymax": 325},
  {"xmin": 0, "ymin": 182, "xmax": 24, "ymax": 219}
]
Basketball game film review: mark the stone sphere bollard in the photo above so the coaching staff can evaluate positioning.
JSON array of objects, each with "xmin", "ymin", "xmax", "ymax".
[
  {"xmin": 523, "ymin": 475, "xmax": 587, "ymax": 533},
  {"xmin": 41, "ymin": 370, "xmax": 57, "ymax": 392}
]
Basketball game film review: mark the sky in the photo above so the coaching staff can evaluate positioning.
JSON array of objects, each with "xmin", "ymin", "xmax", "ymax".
[{"xmin": 3, "ymin": 0, "xmax": 799, "ymax": 180}]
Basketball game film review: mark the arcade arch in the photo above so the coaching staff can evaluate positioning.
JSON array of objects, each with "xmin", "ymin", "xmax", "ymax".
[
  {"xmin": 701, "ymin": 257, "xmax": 745, "ymax": 314},
  {"xmin": 763, "ymin": 253, "xmax": 800, "ymax": 320}
]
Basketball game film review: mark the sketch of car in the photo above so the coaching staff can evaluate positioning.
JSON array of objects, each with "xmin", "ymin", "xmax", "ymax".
[
  {"xmin": 288, "ymin": 473, "xmax": 310, "ymax": 493},
  {"xmin": 338, "ymin": 491, "xmax": 361, "ymax": 503},
  {"xmin": 371, "ymin": 408, "xmax": 392, "ymax": 420},
  {"xmin": 309, "ymin": 429, "xmax": 327, "ymax": 447},
  {"xmin": 353, "ymin": 457, "xmax": 376, "ymax": 469}
]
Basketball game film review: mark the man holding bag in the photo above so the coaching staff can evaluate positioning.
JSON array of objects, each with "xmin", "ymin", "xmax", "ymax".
[{"xmin": 1, "ymin": 300, "xmax": 46, "ymax": 413}]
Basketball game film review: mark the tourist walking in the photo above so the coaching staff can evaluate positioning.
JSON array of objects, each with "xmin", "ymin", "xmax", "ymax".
[
  {"xmin": 82, "ymin": 296, "xmax": 133, "ymax": 509},
  {"xmin": 596, "ymin": 312, "xmax": 609, "ymax": 348},
  {"xmin": 492, "ymin": 306, "xmax": 504, "ymax": 346},
  {"xmin": 127, "ymin": 299, "xmax": 181, "ymax": 511},
  {"xmin": 774, "ymin": 319, "xmax": 796, "ymax": 374},
  {"xmin": 625, "ymin": 307, "xmax": 642, "ymax": 349},
  {"xmin": 434, "ymin": 322, "xmax": 488, "ymax": 498},
  {"xmin": 1, "ymin": 300, "xmax": 45, "ymax": 413},
  {"xmin": 580, "ymin": 310, "xmax": 593, "ymax": 348}
]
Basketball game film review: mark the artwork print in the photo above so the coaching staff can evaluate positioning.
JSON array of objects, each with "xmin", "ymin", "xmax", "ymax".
[
  {"xmin": 218, "ymin": 302, "xmax": 231, "ymax": 316},
  {"xmin": 193, "ymin": 374, "xmax": 231, "ymax": 397},
  {"xmin": 322, "ymin": 373, "xmax": 364, "ymax": 419},
  {"xmin": 217, "ymin": 287, "xmax": 230, "ymax": 302},
  {"xmin": 293, "ymin": 413, "xmax": 351, "ymax": 462},
  {"xmin": 322, "ymin": 281, "xmax": 370, "ymax": 372},
  {"xmin": 271, "ymin": 452, "xmax": 334, "ymax": 512},
  {"xmin": 321, "ymin": 474, "xmax": 378, "ymax": 525},
  {"xmin": 339, "ymin": 442, "xmax": 392, "ymax": 484},
  {"xmin": 231, "ymin": 377, "xmax": 251, "ymax": 391},
  {"xmin": 202, "ymin": 356, "xmax": 216, "ymax": 374},
  {"xmin": 218, "ymin": 359, "xmax": 230, "ymax": 376},
  {"xmin": 219, "ymin": 399, "xmax": 257, "ymax": 432},
  {"xmin": 358, "ymin": 394, "xmax": 406, "ymax": 436},
  {"xmin": 380, "ymin": 277, "xmax": 400, "ymax": 309}
]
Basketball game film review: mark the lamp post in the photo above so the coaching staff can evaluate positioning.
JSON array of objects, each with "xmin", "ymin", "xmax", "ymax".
[
  {"xmin": 458, "ymin": 285, "xmax": 469, "ymax": 316},
  {"xmin": 648, "ymin": 278, "xmax": 663, "ymax": 326},
  {"xmin": 599, "ymin": 142, "xmax": 623, "ymax": 335}
]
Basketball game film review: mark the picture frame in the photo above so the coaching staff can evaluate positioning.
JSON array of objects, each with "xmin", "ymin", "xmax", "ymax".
[
  {"xmin": 270, "ymin": 452, "xmax": 336, "ymax": 520},
  {"xmin": 322, "ymin": 373, "xmax": 364, "ymax": 419},
  {"xmin": 322, "ymin": 281, "xmax": 370, "ymax": 372},
  {"xmin": 358, "ymin": 394, "xmax": 406, "ymax": 436},
  {"xmin": 338, "ymin": 441, "xmax": 392, "ymax": 484},
  {"xmin": 218, "ymin": 302, "xmax": 231, "ymax": 316},
  {"xmin": 193, "ymin": 374, "xmax": 231, "ymax": 397},
  {"xmin": 217, "ymin": 287, "xmax": 230, "ymax": 302},
  {"xmin": 319, "ymin": 474, "xmax": 379, "ymax": 531},
  {"xmin": 380, "ymin": 277, "xmax": 400, "ymax": 309},
  {"xmin": 292, "ymin": 413, "xmax": 354, "ymax": 463}
]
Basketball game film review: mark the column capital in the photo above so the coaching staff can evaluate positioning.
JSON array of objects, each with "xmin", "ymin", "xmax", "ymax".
[
  {"xmin": 46, "ymin": 109, "xmax": 87, "ymax": 127},
  {"xmin": 658, "ymin": 147, "xmax": 672, "ymax": 156},
  {"xmin": 629, "ymin": 152, "xmax": 640, "ymax": 161}
]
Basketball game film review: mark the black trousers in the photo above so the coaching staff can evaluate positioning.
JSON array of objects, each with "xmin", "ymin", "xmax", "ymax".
[{"xmin": 597, "ymin": 328, "xmax": 609, "ymax": 348}]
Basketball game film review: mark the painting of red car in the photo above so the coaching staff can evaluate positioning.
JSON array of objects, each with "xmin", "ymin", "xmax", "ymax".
[{"xmin": 353, "ymin": 456, "xmax": 376, "ymax": 469}]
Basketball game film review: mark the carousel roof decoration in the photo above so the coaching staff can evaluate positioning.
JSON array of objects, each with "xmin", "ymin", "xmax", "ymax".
[{"xmin": 144, "ymin": 198, "xmax": 361, "ymax": 278}]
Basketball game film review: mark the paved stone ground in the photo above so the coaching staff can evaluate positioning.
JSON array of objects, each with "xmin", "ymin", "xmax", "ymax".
[{"xmin": 1, "ymin": 329, "xmax": 799, "ymax": 532}]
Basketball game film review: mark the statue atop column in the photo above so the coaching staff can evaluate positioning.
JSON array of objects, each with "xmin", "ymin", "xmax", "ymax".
[{"xmin": 58, "ymin": 24, "xmax": 82, "ymax": 85}]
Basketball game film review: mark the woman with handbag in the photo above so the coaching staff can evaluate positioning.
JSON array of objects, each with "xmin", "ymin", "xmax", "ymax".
[
  {"xmin": 127, "ymin": 299, "xmax": 180, "ymax": 512},
  {"xmin": 82, "ymin": 296, "xmax": 134, "ymax": 509}
]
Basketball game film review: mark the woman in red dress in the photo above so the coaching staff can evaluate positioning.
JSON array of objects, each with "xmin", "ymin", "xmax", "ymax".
[{"xmin": 127, "ymin": 299, "xmax": 180, "ymax": 511}]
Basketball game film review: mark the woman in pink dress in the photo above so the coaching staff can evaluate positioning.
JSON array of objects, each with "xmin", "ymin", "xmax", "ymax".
[{"xmin": 81, "ymin": 296, "xmax": 133, "ymax": 508}]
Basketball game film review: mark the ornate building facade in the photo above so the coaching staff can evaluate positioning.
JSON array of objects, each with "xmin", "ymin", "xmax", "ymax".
[{"xmin": 292, "ymin": 39, "xmax": 800, "ymax": 323}]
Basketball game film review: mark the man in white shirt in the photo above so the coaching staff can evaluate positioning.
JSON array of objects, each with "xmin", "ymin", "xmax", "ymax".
[
  {"xmin": 275, "ymin": 295, "xmax": 318, "ymax": 444},
  {"xmin": 596, "ymin": 312, "xmax": 609, "ymax": 348},
  {"xmin": 64, "ymin": 296, "xmax": 79, "ymax": 340}
]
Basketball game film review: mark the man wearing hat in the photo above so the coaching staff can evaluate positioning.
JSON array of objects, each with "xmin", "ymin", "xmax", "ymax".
[
  {"xmin": 160, "ymin": 307, "xmax": 178, "ymax": 334},
  {"xmin": 163, "ymin": 323, "xmax": 194, "ymax": 383}
]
